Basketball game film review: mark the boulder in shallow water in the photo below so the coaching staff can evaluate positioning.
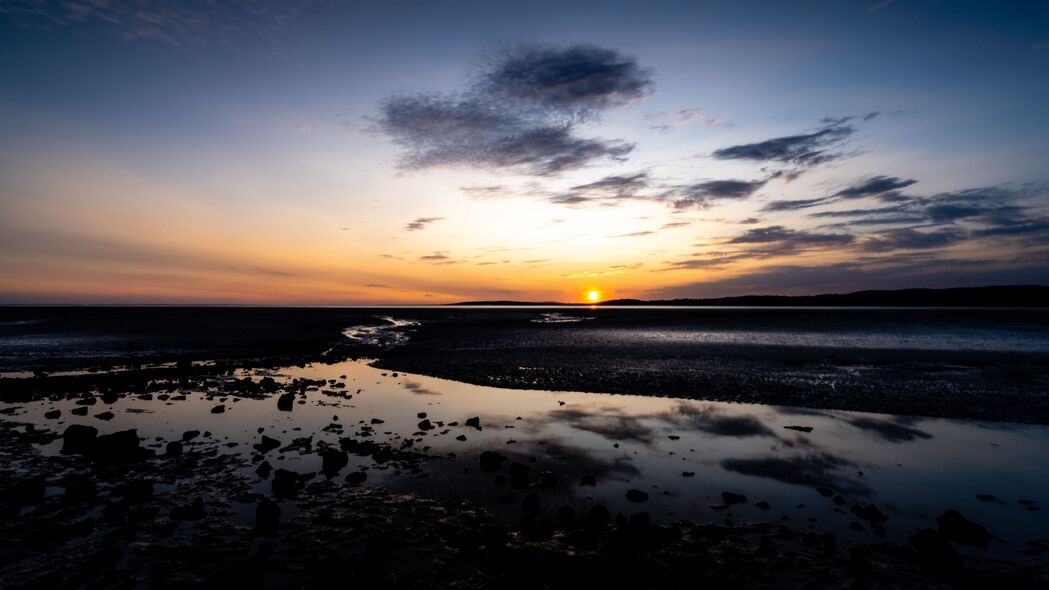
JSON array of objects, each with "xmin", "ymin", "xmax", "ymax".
[
  {"xmin": 626, "ymin": 489, "xmax": 649, "ymax": 502},
  {"xmin": 479, "ymin": 451, "xmax": 502, "ymax": 472},
  {"xmin": 722, "ymin": 491, "xmax": 747, "ymax": 505},
  {"xmin": 937, "ymin": 509, "xmax": 991, "ymax": 548},
  {"xmin": 465, "ymin": 416, "xmax": 482, "ymax": 430},
  {"xmin": 276, "ymin": 392, "xmax": 296, "ymax": 412},
  {"xmin": 320, "ymin": 448, "xmax": 349, "ymax": 477},
  {"xmin": 61, "ymin": 424, "xmax": 98, "ymax": 455},
  {"xmin": 256, "ymin": 498, "xmax": 281, "ymax": 533},
  {"xmin": 253, "ymin": 435, "xmax": 281, "ymax": 454}
]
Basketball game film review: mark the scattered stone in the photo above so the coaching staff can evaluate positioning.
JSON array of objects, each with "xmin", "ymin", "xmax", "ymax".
[
  {"xmin": 44, "ymin": 409, "xmax": 61, "ymax": 419},
  {"xmin": 345, "ymin": 471, "xmax": 367, "ymax": 485},
  {"xmin": 910, "ymin": 528, "xmax": 961, "ymax": 573},
  {"xmin": 626, "ymin": 489, "xmax": 649, "ymax": 502},
  {"xmin": 455, "ymin": 434, "xmax": 467, "ymax": 441},
  {"xmin": 165, "ymin": 441, "xmax": 183, "ymax": 456},
  {"xmin": 479, "ymin": 451, "xmax": 502, "ymax": 472},
  {"xmin": 70, "ymin": 407, "xmax": 88, "ymax": 416},
  {"xmin": 465, "ymin": 416, "xmax": 481, "ymax": 430},
  {"xmin": 722, "ymin": 491, "xmax": 747, "ymax": 505},
  {"xmin": 94, "ymin": 411, "xmax": 115, "ymax": 421},
  {"xmin": 253, "ymin": 435, "xmax": 281, "ymax": 454},
  {"xmin": 211, "ymin": 404, "xmax": 225, "ymax": 414},
  {"xmin": 417, "ymin": 419, "xmax": 433, "ymax": 431},
  {"xmin": 320, "ymin": 448, "xmax": 349, "ymax": 476},
  {"xmin": 182, "ymin": 430, "xmax": 201, "ymax": 441},
  {"xmin": 784, "ymin": 425, "xmax": 813, "ymax": 433},
  {"xmin": 755, "ymin": 501, "xmax": 771, "ymax": 510},
  {"xmin": 61, "ymin": 424, "xmax": 98, "ymax": 455},
  {"xmin": 277, "ymin": 392, "xmax": 296, "ymax": 412},
  {"xmin": 937, "ymin": 509, "xmax": 991, "ymax": 548},
  {"xmin": 681, "ymin": 471, "xmax": 695, "ymax": 477}
]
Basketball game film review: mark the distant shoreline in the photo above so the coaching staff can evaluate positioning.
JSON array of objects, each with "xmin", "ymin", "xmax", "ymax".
[{"xmin": 454, "ymin": 284, "xmax": 1049, "ymax": 307}]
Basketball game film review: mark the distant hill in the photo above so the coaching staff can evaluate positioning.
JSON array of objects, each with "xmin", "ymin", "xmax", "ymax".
[{"xmin": 454, "ymin": 285, "xmax": 1049, "ymax": 307}]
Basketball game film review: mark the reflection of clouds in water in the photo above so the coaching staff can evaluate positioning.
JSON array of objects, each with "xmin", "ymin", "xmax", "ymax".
[
  {"xmin": 720, "ymin": 453, "xmax": 871, "ymax": 497},
  {"xmin": 401, "ymin": 381, "xmax": 442, "ymax": 395},
  {"xmin": 548, "ymin": 406, "xmax": 656, "ymax": 443},
  {"xmin": 848, "ymin": 416, "xmax": 932, "ymax": 443},
  {"xmin": 505, "ymin": 438, "xmax": 641, "ymax": 482},
  {"xmin": 664, "ymin": 403, "xmax": 775, "ymax": 437}
]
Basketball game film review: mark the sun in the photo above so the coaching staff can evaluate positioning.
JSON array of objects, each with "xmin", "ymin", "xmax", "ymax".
[{"xmin": 586, "ymin": 290, "xmax": 600, "ymax": 303}]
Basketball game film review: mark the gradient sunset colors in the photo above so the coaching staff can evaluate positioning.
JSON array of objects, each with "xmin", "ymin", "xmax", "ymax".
[{"xmin": 2, "ymin": 1, "xmax": 1047, "ymax": 304}]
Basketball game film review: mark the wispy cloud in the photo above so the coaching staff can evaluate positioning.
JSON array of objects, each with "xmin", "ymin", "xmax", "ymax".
[{"xmin": 404, "ymin": 217, "xmax": 444, "ymax": 231}]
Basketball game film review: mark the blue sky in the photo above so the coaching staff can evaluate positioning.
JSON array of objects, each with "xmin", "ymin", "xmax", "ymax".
[{"xmin": 1, "ymin": 0, "xmax": 1047, "ymax": 303}]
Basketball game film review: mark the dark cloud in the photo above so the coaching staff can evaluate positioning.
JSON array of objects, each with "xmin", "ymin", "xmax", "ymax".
[
  {"xmin": 376, "ymin": 45, "xmax": 649, "ymax": 176},
  {"xmin": 671, "ymin": 179, "xmax": 767, "ymax": 209},
  {"xmin": 419, "ymin": 252, "xmax": 457, "ymax": 264},
  {"xmin": 404, "ymin": 217, "xmax": 444, "ymax": 231},
  {"xmin": 712, "ymin": 123, "xmax": 854, "ymax": 168},
  {"xmin": 549, "ymin": 407, "xmax": 656, "ymax": 444},
  {"xmin": 835, "ymin": 175, "xmax": 917, "ymax": 199},
  {"xmin": 761, "ymin": 197, "xmax": 836, "ymax": 212},
  {"xmin": 861, "ymin": 227, "xmax": 968, "ymax": 252},
  {"xmin": 483, "ymin": 45, "xmax": 653, "ymax": 115},
  {"xmin": 728, "ymin": 225, "xmax": 854, "ymax": 246},
  {"xmin": 610, "ymin": 230, "xmax": 657, "ymax": 238}
]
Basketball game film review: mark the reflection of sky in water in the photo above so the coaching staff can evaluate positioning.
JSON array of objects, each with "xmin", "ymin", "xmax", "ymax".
[{"xmin": 4, "ymin": 359, "xmax": 1048, "ymax": 560}]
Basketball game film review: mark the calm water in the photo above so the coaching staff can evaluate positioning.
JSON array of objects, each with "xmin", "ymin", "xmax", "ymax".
[{"xmin": 4, "ymin": 357, "xmax": 1047, "ymax": 560}]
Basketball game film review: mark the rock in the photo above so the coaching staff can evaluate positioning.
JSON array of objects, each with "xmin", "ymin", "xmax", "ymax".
[
  {"xmin": 455, "ymin": 434, "xmax": 467, "ymax": 441},
  {"xmin": 211, "ymin": 404, "xmax": 225, "ymax": 414},
  {"xmin": 755, "ymin": 500, "xmax": 771, "ymax": 510},
  {"xmin": 320, "ymin": 448, "xmax": 349, "ymax": 476},
  {"xmin": 975, "ymin": 494, "xmax": 997, "ymax": 502},
  {"xmin": 44, "ymin": 409, "xmax": 61, "ymax": 419},
  {"xmin": 63, "ymin": 479, "xmax": 97, "ymax": 504},
  {"xmin": 272, "ymin": 469, "xmax": 306, "ymax": 497},
  {"xmin": 509, "ymin": 462, "xmax": 530, "ymax": 488},
  {"xmin": 816, "ymin": 487, "xmax": 834, "ymax": 497},
  {"xmin": 182, "ymin": 430, "xmax": 201, "ymax": 441},
  {"xmin": 370, "ymin": 418, "xmax": 384, "ymax": 424},
  {"xmin": 557, "ymin": 505, "xmax": 576, "ymax": 527},
  {"xmin": 94, "ymin": 411, "xmax": 115, "ymax": 421},
  {"xmin": 522, "ymin": 493, "xmax": 540, "ymax": 516},
  {"xmin": 276, "ymin": 392, "xmax": 296, "ymax": 412},
  {"xmin": 937, "ymin": 509, "xmax": 991, "ymax": 548},
  {"xmin": 910, "ymin": 528, "xmax": 961, "ymax": 572},
  {"xmin": 93, "ymin": 429, "xmax": 147, "ymax": 463},
  {"xmin": 682, "ymin": 471, "xmax": 695, "ymax": 477},
  {"xmin": 5, "ymin": 476, "xmax": 45, "ymax": 506},
  {"xmin": 417, "ymin": 419, "xmax": 433, "ymax": 431},
  {"xmin": 345, "ymin": 471, "xmax": 367, "ymax": 485},
  {"xmin": 784, "ymin": 425, "xmax": 813, "ymax": 433},
  {"xmin": 256, "ymin": 498, "xmax": 281, "ymax": 533},
  {"xmin": 70, "ymin": 407, "xmax": 88, "ymax": 416},
  {"xmin": 465, "ymin": 416, "xmax": 482, "ymax": 430},
  {"xmin": 165, "ymin": 441, "xmax": 183, "ymax": 456},
  {"xmin": 626, "ymin": 489, "xmax": 649, "ymax": 502},
  {"xmin": 100, "ymin": 391, "xmax": 119, "ymax": 404},
  {"xmin": 253, "ymin": 435, "xmax": 281, "ymax": 454},
  {"xmin": 479, "ymin": 451, "xmax": 502, "ymax": 472},
  {"xmin": 256, "ymin": 460, "xmax": 272, "ymax": 479},
  {"xmin": 121, "ymin": 479, "xmax": 153, "ymax": 503},
  {"xmin": 579, "ymin": 474, "xmax": 597, "ymax": 486},
  {"xmin": 417, "ymin": 412, "xmax": 427, "ymax": 419},
  {"xmin": 62, "ymin": 424, "xmax": 99, "ymax": 455},
  {"xmin": 722, "ymin": 491, "xmax": 747, "ymax": 505}
]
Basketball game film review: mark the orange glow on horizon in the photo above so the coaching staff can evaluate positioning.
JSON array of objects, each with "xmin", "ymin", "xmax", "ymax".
[{"xmin": 586, "ymin": 290, "xmax": 600, "ymax": 302}]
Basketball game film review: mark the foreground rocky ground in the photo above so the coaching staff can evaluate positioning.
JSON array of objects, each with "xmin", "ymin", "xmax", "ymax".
[{"xmin": 2, "ymin": 367, "xmax": 1048, "ymax": 589}]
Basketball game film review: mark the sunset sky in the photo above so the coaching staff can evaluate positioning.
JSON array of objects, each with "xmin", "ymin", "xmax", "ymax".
[{"xmin": 2, "ymin": 0, "xmax": 1048, "ymax": 304}]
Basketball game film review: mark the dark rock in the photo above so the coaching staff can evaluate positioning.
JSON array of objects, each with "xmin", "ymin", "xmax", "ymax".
[
  {"xmin": 937, "ymin": 509, "xmax": 991, "ymax": 548},
  {"xmin": 755, "ymin": 500, "xmax": 771, "ymax": 510},
  {"xmin": 816, "ymin": 487, "xmax": 834, "ymax": 497},
  {"xmin": 256, "ymin": 460, "xmax": 272, "ymax": 479},
  {"xmin": 256, "ymin": 498, "xmax": 281, "ymax": 533},
  {"xmin": 100, "ymin": 391, "xmax": 119, "ymax": 404},
  {"xmin": 70, "ymin": 406, "xmax": 88, "ymax": 416},
  {"xmin": 5, "ymin": 476, "xmax": 45, "ymax": 506},
  {"xmin": 682, "ymin": 471, "xmax": 695, "ymax": 477},
  {"xmin": 417, "ymin": 419, "xmax": 433, "ymax": 430},
  {"xmin": 455, "ymin": 434, "xmax": 467, "ymax": 441},
  {"xmin": 417, "ymin": 412, "xmax": 427, "ymax": 419},
  {"xmin": 121, "ymin": 479, "xmax": 154, "ymax": 503},
  {"xmin": 93, "ymin": 429, "xmax": 148, "ymax": 463},
  {"xmin": 522, "ymin": 493, "xmax": 540, "ymax": 516},
  {"xmin": 345, "ymin": 471, "xmax": 367, "ymax": 485},
  {"xmin": 479, "ymin": 451, "xmax": 503, "ymax": 472},
  {"xmin": 61, "ymin": 424, "xmax": 99, "ymax": 455},
  {"xmin": 557, "ymin": 505, "xmax": 576, "ymax": 527},
  {"xmin": 758, "ymin": 535, "xmax": 777, "ymax": 556},
  {"xmin": 211, "ymin": 404, "xmax": 225, "ymax": 414},
  {"xmin": 165, "ymin": 441, "xmax": 183, "ymax": 456},
  {"xmin": 253, "ymin": 435, "xmax": 281, "ymax": 454},
  {"xmin": 539, "ymin": 471, "xmax": 558, "ymax": 489},
  {"xmin": 626, "ymin": 489, "xmax": 649, "ymax": 502},
  {"xmin": 63, "ymin": 479, "xmax": 97, "ymax": 504},
  {"xmin": 579, "ymin": 474, "xmax": 597, "ymax": 486},
  {"xmin": 784, "ymin": 425, "xmax": 813, "ymax": 433},
  {"xmin": 910, "ymin": 528, "xmax": 961, "ymax": 572},
  {"xmin": 975, "ymin": 494, "xmax": 997, "ymax": 502},
  {"xmin": 465, "ymin": 416, "xmax": 482, "ymax": 430},
  {"xmin": 44, "ymin": 409, "xmax": 61, "ymax": 419},
  {"xmin": 320, "ymin": 448, "xmax": 349, "ymax": 477},
  {"xmin": 509, "ymin": 462, "xmax": 530, "ymax": 488},
  {"xmin": 722, "ymin": 491, "xmax": 747, "ymax": 505},
  {"xmin": 272, "ymin": 469, "xmax": 307, "ymax": 497},
  {"xmin": 276, "ymin": 392, "xmax": 296, "ymax": 412},
  {"xmin": 182, "ymin": 430, "xmax": 201, "ymax": 441},
  {"xmin": 94, "ymin": 411, "xmax": 115, "ymax": 421}
]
